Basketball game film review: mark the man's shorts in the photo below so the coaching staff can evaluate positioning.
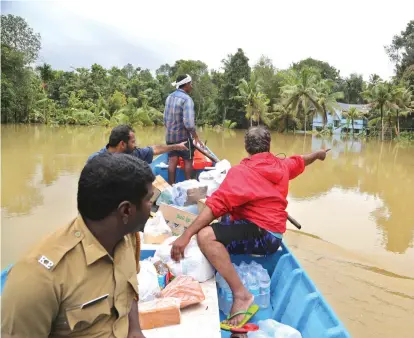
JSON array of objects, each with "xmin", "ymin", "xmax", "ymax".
[
  {"xmin": 167, "ymin": 138, "xmax": 195, "ymax": 160},
  {"xmin": 210, "ymin": 219, "xmax": 282, "ymax": 255}
]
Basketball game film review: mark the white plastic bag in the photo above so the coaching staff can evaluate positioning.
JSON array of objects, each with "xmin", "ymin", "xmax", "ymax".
[
  {"xmin": 137, "ymin": 260, "xmax": 161, "ymax": 303},
  {"xmin": 258, "ymin": 319, "xmax": 302, "ymax": 338},
  {"xmin": 198, "ymin": 159, "xmax": 231, "ymax": 196},
  {"xmin": 171, "ymin": 180, "xmax": 208, "ymax": 206},
  {"xmin": 143, "ymin": 211, "xmax": 172, "ymax": 244},
  {"xmin": 154, "ymin": 236, "xmax": 214, "ymax": 282}
]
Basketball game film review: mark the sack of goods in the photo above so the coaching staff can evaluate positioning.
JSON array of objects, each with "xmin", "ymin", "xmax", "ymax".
[
  {"xmin": 143, "ymin": 211, "xmax": 172, "ymax": 244},
  {"xmin": 154, "ymin": 236, "xmax": 214, "ymax": 282},
  {"xmin": 137, "ymin": 260, "xmax": 161, "ymax": 303},
  {"xmin": 198, "ymin": 159, "xmax": 231, "ymax": 196},
  {"xmin": 171, "ymin": 179, "xmax": 208, "ymax": 206},
  {"xmin": 161, "ymin": 275, "xmax": 205, "ymax": 308}
]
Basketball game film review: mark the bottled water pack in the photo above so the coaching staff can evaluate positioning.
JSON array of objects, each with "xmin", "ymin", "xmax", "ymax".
[
  {"xmin": 216, "ymin": 261, "xmax": 271, "ymax": 315},
  {"xmin": 248, "ymin": 319, "xmax": 302, "ymax": 338}
]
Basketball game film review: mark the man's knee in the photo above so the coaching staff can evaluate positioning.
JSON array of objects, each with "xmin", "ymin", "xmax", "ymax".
[{"xmin": 197, "ymin": 226, "xmax": 215, "ymax": 246}]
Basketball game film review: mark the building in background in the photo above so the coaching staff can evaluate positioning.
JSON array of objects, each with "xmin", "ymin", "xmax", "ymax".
[{"xmin": 312, "ymin": 102, "xmax": 369, "ymax": 134}]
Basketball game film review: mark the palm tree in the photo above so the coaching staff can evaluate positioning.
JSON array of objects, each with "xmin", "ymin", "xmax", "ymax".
[
  {"xmin": 281, "ymin": 67, "xmax": 323, "ymax": 133},
  {"xmin": 342, "ymin": 107, "xmax": 364, "ymax": 136},
  {"xmin": 363, "ymin": 82, "xmax": 398, "ymax": 141},
  {"xmin": 393, "ymin": 87, "xmax": 414, "ymax": 136},
  {"xmin": 271, "ymin": 103, "xmax": 301, "ymax": 132},
  {"xmin": 317, "ymin": 79, "xmax": 344, "ymax": 126},
  {"xmin": 236, "ymin": 74, "xmax": 270, "ymax": 126}
]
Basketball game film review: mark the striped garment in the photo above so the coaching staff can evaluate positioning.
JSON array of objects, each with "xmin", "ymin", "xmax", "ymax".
[{"xmin": 163, "ymin": 89, "xmax": 195, "ymax": 143}]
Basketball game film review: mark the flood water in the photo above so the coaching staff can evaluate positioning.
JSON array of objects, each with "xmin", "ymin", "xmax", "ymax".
[{"xmin": 2, "ymin": 124, "xmax": 414, "ymax": 337}]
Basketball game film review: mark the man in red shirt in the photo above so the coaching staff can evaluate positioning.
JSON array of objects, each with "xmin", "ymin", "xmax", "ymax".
[{"xmin": 171, "ymin": 126, "xmax": 330, "ymax": 326}]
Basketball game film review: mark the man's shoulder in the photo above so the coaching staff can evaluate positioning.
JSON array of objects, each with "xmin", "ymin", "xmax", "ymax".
[
  {"xmin": 20, "ymin": 218, "xmax": 84, "ymax": 274},
  {"xmin": 88, "ymin": 146, "xmax": 108, "ymax": 162}
]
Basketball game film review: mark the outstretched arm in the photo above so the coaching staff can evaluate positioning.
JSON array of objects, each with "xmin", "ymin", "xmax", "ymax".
[
  {"xmin": 151, "ymin": 142, "xmax": 188, "ymax": 155},
  {"xmin": 302, "ymin": 149, "xmax": 330, "ymax": 166}
]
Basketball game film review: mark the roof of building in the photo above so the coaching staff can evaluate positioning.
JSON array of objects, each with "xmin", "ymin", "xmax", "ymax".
[{"xmin": 337, "ymin": 102, "xmax": 370, "ymax": 113}]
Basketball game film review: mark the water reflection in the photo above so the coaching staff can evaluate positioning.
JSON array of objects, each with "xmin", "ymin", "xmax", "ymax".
[{"xmin": 1, "ymin": 125, "xmax": 414, "ymax": 264}]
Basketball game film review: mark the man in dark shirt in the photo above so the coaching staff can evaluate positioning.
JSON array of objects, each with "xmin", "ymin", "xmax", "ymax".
[{"xmin": 88, "ymin": 124, "xmax": 188, "ymax": 164}]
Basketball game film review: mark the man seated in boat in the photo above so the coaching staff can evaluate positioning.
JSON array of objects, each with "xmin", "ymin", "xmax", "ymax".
[
  {"xmin": 171, "ymin": 126, "xmax": 330, "ymax": 327},
  {"xmin": 87, "ymin": 124, "xmax": 188, "ymax": 164},
  {"xmin": 2, "ymin": 153, "xmax": 154, "ymax": 338}
]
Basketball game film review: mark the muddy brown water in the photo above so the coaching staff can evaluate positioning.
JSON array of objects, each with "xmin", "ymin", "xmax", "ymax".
[{"xmin": 2, "ymin": 124, "xmax": 414, "ymax": 337}]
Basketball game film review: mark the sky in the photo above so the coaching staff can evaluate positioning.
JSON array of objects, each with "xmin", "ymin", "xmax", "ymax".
[{"xmin": 2, "ymin": 0, "xmax": 414, "ymax": 80}]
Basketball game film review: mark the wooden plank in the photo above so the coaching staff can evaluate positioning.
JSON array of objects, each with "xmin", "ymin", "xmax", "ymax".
[{"xmin": 142, "ymin": 277, "xmax": 221, "ymax": 338}]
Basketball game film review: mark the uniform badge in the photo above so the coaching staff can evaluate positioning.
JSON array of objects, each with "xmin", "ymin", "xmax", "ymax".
[{"xmin": 38, "ymin": 255, "xmax": 54, "ymax": 270}]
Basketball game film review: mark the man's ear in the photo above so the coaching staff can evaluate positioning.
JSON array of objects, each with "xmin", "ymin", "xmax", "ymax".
[{"xmin": 118, "ymin": 201, "xmax": 132, "ymax": 224}]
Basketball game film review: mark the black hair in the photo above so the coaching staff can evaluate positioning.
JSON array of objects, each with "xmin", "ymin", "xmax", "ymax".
[
  {"xmin": 176, "ymin": 74, "xmax": 190, "ymax": 89},
  {"xmin": 108, "ymin": 124, "xmax": 134, "ymax": 147},
  {"xmin": 244, "ymin": 126, "xmax": 271, "ymax": 155},
  {"xmin": 77, "ymin": 153, "xmax": 155, "ymax": 220}
]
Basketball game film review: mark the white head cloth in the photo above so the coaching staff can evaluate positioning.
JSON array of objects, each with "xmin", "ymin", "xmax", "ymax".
[{"xmin": 171, "ymin": 74, "xmax": 192, "ymax": 89}]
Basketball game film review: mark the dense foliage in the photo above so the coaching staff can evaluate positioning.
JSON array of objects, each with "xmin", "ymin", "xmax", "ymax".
[{"xmin": 1, "ymin": 14, "xmax": 413, "ymax": 140}]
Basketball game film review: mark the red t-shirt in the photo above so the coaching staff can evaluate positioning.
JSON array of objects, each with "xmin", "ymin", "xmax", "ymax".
[{"xmin": 206, "ymin": 152, "xmax": 305, "ymax": 233}]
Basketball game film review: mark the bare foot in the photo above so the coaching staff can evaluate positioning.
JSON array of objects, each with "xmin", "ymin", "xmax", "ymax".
[{"xmin": 224, "ymin": 291, "xmax": 254, "ymax": 327}]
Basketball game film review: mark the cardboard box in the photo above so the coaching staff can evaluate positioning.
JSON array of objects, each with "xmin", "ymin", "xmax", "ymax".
[
  {"xmin": 158, "ymin": 203, "xmax": 198, "ymax": 236},
  {"xmin": 151, "ymin": 176, "xmax": 170, "ymax": 203}
]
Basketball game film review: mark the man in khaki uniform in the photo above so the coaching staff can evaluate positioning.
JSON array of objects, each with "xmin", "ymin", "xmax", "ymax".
[{"xmin": 2, "ymin": 153, "xmax": 155, "ymax": 338}]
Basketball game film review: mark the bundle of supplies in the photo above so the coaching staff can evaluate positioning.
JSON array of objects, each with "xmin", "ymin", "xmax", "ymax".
[
  {"xmin": 143, "ymin": 211, "xmax": 172, "ymax": 244},
  {"xmin": 154, "ymin": 236, "xmax": 214, "ymax": 282},
  {"xmin": 171, "ymin": 180, "xmax": 208, "ymax": 206},
  {"xmin": 198, "ymin": 159, "xmax": 231, "ymax": 196},
  {"xmin": 161, "ymin": 275, "xmax": 205, "ymax": 308}
]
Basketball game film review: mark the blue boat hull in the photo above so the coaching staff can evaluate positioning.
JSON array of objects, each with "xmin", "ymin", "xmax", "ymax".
[{"xmin": 1, "ymin": 151, "xmax": 351, "ymax": 338}]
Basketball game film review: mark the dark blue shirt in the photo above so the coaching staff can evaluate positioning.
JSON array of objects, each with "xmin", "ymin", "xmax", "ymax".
[{"xmin": 87, "ymin": 146, "xmax": 154, "ymax": 164}]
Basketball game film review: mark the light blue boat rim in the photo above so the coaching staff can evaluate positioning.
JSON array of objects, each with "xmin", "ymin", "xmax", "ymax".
[{"xmin": 1, "ymin": 148, "xmax": 351, "ymax": 338}]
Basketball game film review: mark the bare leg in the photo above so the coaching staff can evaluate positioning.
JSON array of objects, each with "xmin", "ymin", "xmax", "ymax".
[
  {"xmin": 197, "ymin": 227, "xmax": 253, "ymax": 326},
  {"xmin": 168, "ymin": 156, "xmax": 178, "ymax": 185},
  {"xmin": 184, "ymin": 159, "xmax": 192, "ymax": 180}
]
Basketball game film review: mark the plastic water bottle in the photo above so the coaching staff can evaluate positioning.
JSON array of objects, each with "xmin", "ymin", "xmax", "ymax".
[
  {"xmin": 216, "ymin": 272, "xmax": 224, "ymax": 310},
  {"xmin": 223, "ymin": 283, "xmax": 233, "ymax": 316},
  {"xmin": 246, "ymin": 272, "xmax": 260, "ymax": 304},
  {"xmin": 247, "ymin": 330, "xmax": 269, "ymax": 338},
  {"xmin": 258, "ymin": 269, "xmax": 271, "ymax": 309},
  {"xmin": 259, "ymin": 319, "xmax": 302, "ymax": 338}
]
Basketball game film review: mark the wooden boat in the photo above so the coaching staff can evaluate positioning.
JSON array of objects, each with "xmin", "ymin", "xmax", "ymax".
[
  {"xmin": 0, "ymin": 150, "xmax": 351, "ymax": 338},
  {"xmin": 148, "ymin": 151, "xmax": 351, "ymax": 338}
]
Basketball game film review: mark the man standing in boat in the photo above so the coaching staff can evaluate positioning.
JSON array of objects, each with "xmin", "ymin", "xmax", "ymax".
[
  {"xmin": 2, "ymin": 153, "xmax": 154, "ymax": 338},
  {"xmin": 171, "ymin": 126, "xmax": 330, "ymax": 327},
  {"xmin": 164, "ymin": 74, "xmax": 201, "ymax": 184},
  {"xmin": 87, "ymin": 124, "xmax": 188, "ymax": 164}
]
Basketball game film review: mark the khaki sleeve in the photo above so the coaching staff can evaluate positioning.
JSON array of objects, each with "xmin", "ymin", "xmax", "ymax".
[
  {"xmin": 134, "ymin": 232, "xmax": 141, "ymax": 274},
  {"xmin": 1, "ymin": 259, "xmax": 60, "ymax": 337}
]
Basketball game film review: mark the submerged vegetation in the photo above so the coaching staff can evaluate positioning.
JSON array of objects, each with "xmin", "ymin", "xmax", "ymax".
[{"xmin": 1, "ymin": 14, "xmax": 414, "ymax": 141}]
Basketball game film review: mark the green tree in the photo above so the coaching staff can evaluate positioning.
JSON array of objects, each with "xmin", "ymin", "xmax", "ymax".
[
  {"xmin": 219, "ymin": 48, "xmax": 251, "ymax": 126},
  {"xmin": 363, "ymin": 82, "xmax": 398, "ymax": 140},
  {"xmin": 271, "ymin": 104, "xmax": 301, "ymax": 132},
  {"xmin": 393, "ymin": 87, "xmax": 414, "ymax": 135},
  {"xmin": 292, "ymin": 58, "xmax": 340, "ymax": 82},
  {"xmin": 385, "ymin": 20, "xmax": 414, "ymax": 79},
  {"xmin": 337, "ymin": 73, "xmax": 366, "ymax": 104},
  {"xmin": 317, "ymin": 79, "xmax": 344, "ymax": 126},
  {"xmin": 281, "ymin": 67, "xmax": 323, "ymax": 132},
  {"xmin": 1, "ymin": 14, "xmax": 41, "ymax": 63},
  {"xmin": 343, "ymin": 107, "xmax": 364, "ymax": 136},
  {"xmin": 236, "ymin": 74, "xmax": 270, "ymax": 126}
]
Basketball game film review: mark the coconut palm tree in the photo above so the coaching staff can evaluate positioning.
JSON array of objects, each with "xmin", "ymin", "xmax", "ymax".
[
  {"xmin": 317, "ymin": 79, "xmax": 344, "ymax": 126},
  {"xmin": 281, "ymin": 67, "xmax": 323, "ymax": 133},
  {"xmin": 271, "ymin": 103, "xmax": 301, "ymax": 132},
  {"xmin": 236, "ymin": 74, "xmax": 270, "ymax": 126},
  {"xmin": 363, "ymin": 82, "xmax": 399, "ymax": 141},
  {"xmin": 342, "ymin": 107, "xmax": 364, "ymax": 136},
  {"xmin": 393, "ymin": 87, "xmax": 414, "ymax": 135}
]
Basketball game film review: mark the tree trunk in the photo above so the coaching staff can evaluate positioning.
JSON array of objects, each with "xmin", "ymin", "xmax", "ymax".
[
  {"xmin": 285, "ymin": 115, "xmax": 289, "ymax": 133},
  {"xmin": 397, "ymin": 111, "xmax": 400, "ymax": 136},
  {"xmin": 352, "ymin": 118, "xmax": 354, "ymax": 136},
  {"xmin": 380, "ymin": 105, "xmax": 384, "ymax": 141},
  {"xmin": 304, "ymin": 113, "xmax": 307, "ymax": 134},
  {"xmin": 222, "ymin": 106, "xmax": 227, "ymax": 125}
]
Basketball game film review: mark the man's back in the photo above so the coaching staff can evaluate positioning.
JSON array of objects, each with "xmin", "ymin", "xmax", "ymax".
[
  {"xmin": 164, "ymin": 89, "xmax": 195, "ymax": 144},
  {"xmin": 1, "ymin": 216, "xmax": 138, "ymax": 337}
]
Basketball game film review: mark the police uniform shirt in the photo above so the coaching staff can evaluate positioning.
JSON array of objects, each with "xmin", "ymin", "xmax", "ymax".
[{"xmin": 1, "ymin": 216, "xmax": 140, "ymax": 338}]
